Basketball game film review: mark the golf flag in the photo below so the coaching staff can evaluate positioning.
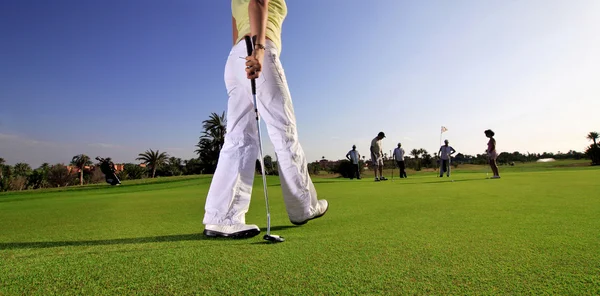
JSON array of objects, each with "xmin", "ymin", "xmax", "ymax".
[{"xmin": 441, "ymin": 126, "xmax": 448, "ymax": 133}]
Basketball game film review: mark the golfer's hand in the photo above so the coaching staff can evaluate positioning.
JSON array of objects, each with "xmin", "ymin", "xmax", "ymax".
[{"xmin": 246, "ymin": 49, "xmax": 265, "ymax": 80}]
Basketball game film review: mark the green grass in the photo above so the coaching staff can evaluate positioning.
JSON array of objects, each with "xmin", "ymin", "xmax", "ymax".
[{"xmin": 1, "ymin": 162, "xmax": 599, "ymax": 295}]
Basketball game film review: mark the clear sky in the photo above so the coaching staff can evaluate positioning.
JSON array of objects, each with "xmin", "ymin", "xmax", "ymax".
[{"xmin": 1, "ymin": 0, "xmax": 599, "ymax": 167}]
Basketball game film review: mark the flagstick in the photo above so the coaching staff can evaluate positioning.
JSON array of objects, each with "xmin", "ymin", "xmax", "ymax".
[{"xmin": 439, "ymin": 130, "xmax": 442, "ymax": 177}]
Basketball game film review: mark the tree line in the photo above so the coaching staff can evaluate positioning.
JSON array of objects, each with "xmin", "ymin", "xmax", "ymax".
[
  {"xmin": 1, "ymin": 112, "xmax": 597, "ymax": 191},
  {"xmin": 1, "ymin": 112, "xmax": 257, "ymax": 192}
]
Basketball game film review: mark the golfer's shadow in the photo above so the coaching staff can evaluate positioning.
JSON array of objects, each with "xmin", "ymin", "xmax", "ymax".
[
  {"xmin": 400, "ymin": 178, "xmax": 486, "ymax": 185},
  {"xmin": 0, "ymin": 233, "xmax": 207, "ymax": 250},
  {"xmin": 266, "ymin": 225, "xmax": 297, "ymax": 231},
  {"xmin": 267, "ymin": 180, "xmax": 339, "ymax": 187}
]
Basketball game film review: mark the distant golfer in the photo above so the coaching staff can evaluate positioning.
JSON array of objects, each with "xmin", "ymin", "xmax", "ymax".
[
  {"xmin": 485, "ymin": 129, "xmax": 500, "ymax": 179},
  {"xmin": 438, "ymin": 139, "xmax": 456, "ymax": 177},
  {"xmin": 202, "ymin": 0, "xmax": 328, "ymax": 239},
  {"xmin": 370, "ymin": 132, "xmax": 387, "ymax": 181},
  {"xmin": 346, "ymin": 145, "xmax": 361, "ymax": 179},
  {"xmin": 393, "ymin": 143, "xmax": 407, "ymax": 178}
]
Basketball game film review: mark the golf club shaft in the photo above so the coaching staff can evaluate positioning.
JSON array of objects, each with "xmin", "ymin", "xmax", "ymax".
[{"xmin": 245, "ymin": 35, "xmax": 272, "ymax": 235}]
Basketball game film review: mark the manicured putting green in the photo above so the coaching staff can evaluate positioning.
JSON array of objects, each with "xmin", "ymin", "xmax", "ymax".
[{"xmin": 1, "ymin": 164, "xmax": 599, "ymax": 294}]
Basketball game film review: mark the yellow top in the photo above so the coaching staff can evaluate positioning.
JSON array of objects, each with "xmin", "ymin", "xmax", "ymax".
[{"xmin": 232, "ymin": 0, "xmax": 287, "ymax": 53}]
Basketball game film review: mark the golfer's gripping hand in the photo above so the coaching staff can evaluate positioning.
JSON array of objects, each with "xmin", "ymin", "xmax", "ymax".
[{"xmin": 245, "ymin": 47, "xmax": 265, "ymax": 80}]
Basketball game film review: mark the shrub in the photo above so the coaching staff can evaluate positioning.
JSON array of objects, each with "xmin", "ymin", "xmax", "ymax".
[
  {"xmin": 117, "ymin": 170, "xmax": 128, "ymax": 181},
  {"xmin": 27, "ymin": 169, "xmax": 49, "ymax": 189},
  {"xmin": 332, "ymin": 160, "xmax": 364, "ymax": 178},
  {"xmin": 585, "ymin": 145, "xmax": 600, "ymax": 165},
  {"xmin": 88, "ymin": 168, "xmax": 106, "ymax": 184},
  {"xmin": 308, "ymin": 163, "xmax": 320, "ymax": 175},
  {"xmin": 123, "ymin": 163, "xmax": 147, "ymax": 180},
  {"xmin": 9, "ymin": 176, "xmax": 27, "ymax": 191},
  {"xmin": 47, "ymin": 164, "xmax": 75, "ymax": 187}
]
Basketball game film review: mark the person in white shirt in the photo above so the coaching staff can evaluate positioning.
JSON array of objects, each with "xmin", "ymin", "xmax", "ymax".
[
  {"xmin": 346, "ymin": 145, "xmax": 361, "ymax": 179},
  {"xmin": 438, "ymin": 139, "xmax": 456, "ymax": 177},
  {"xmin": 370, "ymin": 132, "xmax": 387, "ymax": 181},
  {"xmin": 393, "ymin": 143, "xmax": 407, "ymax": 178}
]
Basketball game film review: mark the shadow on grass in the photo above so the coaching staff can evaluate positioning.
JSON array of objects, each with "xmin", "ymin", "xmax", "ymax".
[
  {"xmin": 267, "ymin": 179, "xmax": 340, "ymax": 187},
  {"xmin": 0, "ymin": 226, "xmax": 304, "ymax": 250},
  {"xmin": 267, "ymin": 225, "xmax": 298, "ymax": 231},
  {"xmin": 0, "ymin": 233, "xmax": 209, "ymax": 250},
  {"xmin": 243, "ymin": 225, "xmax": 301, "ymax": 245},
  {"xmin": 394, "ymin": 178, "xmax": 488, "ymax": 185}
]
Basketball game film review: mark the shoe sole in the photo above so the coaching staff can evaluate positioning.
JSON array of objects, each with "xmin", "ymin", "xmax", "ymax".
[
  {"xmin": 291, "ymin": 202, "xmax": 329, "ymax": 226},
  {"xmin": 203, "ymin": 229, "xmax": 260, "ymax": 239}
]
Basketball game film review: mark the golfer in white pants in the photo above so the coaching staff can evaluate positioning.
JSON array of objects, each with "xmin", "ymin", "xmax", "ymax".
[{"xmin": 203, "ymin": 0, "xmax": 329, "ymax": 238}]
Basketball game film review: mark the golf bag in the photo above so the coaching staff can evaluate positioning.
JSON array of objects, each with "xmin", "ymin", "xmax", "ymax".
[{"xmin": 96, "ymin": 157, "xmax": 121, "ymax": 186}]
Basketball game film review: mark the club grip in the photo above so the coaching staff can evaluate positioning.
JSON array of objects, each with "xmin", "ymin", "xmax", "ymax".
[{"xmin": 244, "ymin": 36, "xmax": 257, "ymax": 95}]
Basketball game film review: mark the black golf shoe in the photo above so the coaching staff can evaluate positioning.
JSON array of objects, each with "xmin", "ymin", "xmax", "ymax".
[{"xmin": 203, "ymin": 224, "xmax": 260, "ymax": 239}]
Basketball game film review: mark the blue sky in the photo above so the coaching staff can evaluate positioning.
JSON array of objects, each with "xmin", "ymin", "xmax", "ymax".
[{"xmin": 1, "ymin": 0, "xmax": 599, "ymax": 167}]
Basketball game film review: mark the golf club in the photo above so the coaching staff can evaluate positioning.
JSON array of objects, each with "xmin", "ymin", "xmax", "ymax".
[{"xmin": 245, "ymin": 35, "xmax": 284, "ymax": 243}]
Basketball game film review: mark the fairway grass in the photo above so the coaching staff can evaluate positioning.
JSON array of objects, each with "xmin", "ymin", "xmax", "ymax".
[{"xmin": 1, "ymin": 166, "xmax": 599, "ymax": 294}]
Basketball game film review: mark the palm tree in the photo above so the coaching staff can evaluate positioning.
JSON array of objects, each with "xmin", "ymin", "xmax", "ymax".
[
  {"xmin": 419, "ymin": 149, "xmax": 432, "ymax": 168},
  {"xmin": 410, "ymin": 149, "xmax": 421, "ymax": 171},
  {"xmin": 137, "ymin": 149, "xmax": 169, "ymax": 178},
  {"xmin": 195, "ymin": 112, "xmax": 227, "ymax": 173},
  {"xmin": 13, "ymin": 162, "xmax": 32, "ymax": 177},
  {"xmin": 587, "ymin": 131, "xmax": 599, "ymax": 147},
  {"xmin": 166, "ymin": 157, "xmax": 183, "ymax": 176},
  {"xmin": 410, "ymin": 149, "xmax": 420, "ymax": 159},
  {"xmin": 71, "ymin": 154, "xmax": 92, "ymax": 185},
  {"xmin": 202, "ymin": 112, "xmax": 227, "ymax": 142}
]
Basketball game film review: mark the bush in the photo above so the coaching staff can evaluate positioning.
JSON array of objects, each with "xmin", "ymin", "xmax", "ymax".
[
  {"xmin": 123, "ymin": 163, "xmax": 147, "ymax": 180},
  {"xmin": 585, "ymin": 145, "xmax": 600, "ymax": 165},
  {"xmin": 117, "ymin": 170, "xmax": 128, "ymax": 181},
  {"xmin": 88, "ymin": 168, "xmax": 106, "ymax": 184},
  {"xmin": 0, "ymin": 177, "xmax": 10, "ymax": 192},
  {"xmin": 184, "ymin": 158, "xmax": 203, "ymax": 175},
  {"xmin": 9, "ymin": 176, "xmax": 27, "ymax": 191},
  {"xmin": 336, "ymin": 160, "xmax": 354, "ymax": 178},
  {"xmin": 47, "ymin": 164, "xmax": 75, "ymax": 187},
  {"xmin": 332, "ymin": 160, "xmax": 363, "ymax": 178},
  {"xmin": 413, "ymin": 159, "xmax": 422, "ymax": 171},
  {"xmin": 27, "ymin": 169, "xmax": 49, "ymax": 189},
  {"xmin": 307, "ymin": 163, "xmax": 320, "ymax": 175},
  {"xmin": 269, "ymin": 164, "xmax": 280, "ymax": 176}
]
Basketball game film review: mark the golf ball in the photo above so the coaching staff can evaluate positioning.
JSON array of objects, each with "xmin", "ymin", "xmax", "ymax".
[{"xmin": 452, "ymin": 180, "xmax": 454, "ymax": 182}]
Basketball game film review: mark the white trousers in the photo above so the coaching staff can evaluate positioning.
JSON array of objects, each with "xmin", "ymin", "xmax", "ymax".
[{"xmin": 203, "ymin": 40, "xmax": 319, "ymax": 225}]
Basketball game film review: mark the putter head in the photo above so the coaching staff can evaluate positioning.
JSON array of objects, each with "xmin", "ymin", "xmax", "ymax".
[{"xmin": 263, "ymin": 234, "xmax": 285, "ymax": 243}]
